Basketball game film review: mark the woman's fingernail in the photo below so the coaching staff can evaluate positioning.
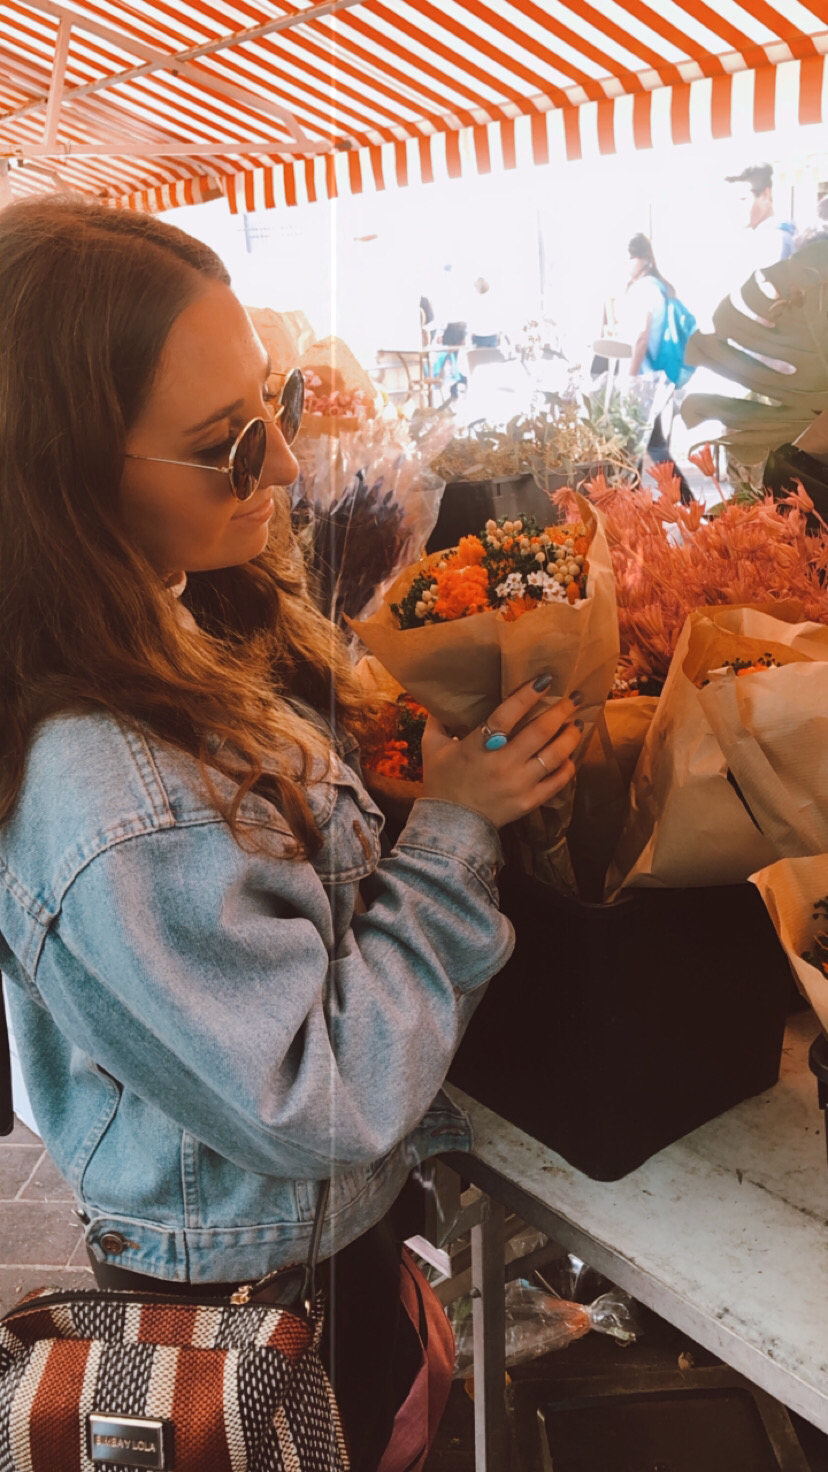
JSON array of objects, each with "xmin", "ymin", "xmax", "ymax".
[
  {"xmin": 532, "ymin": 672, "xmax": 553, "ymax": 692},
  {"xmin": 574, "ymin": 717, "xmax": 585, "ymax": 732},
  {"xmin": 570, "ymin": 689, "xmax": 584, "ymax": 706}
]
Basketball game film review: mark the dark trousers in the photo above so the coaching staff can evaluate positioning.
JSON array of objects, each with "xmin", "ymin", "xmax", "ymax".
[{"xmin": 647, "ymin": 412, "xmax": 694, "ymax": 504}]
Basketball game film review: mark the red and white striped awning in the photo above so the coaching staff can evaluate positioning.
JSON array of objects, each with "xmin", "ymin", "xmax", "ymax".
[{"xmin": 2, "ymin": 0, "xmax": 828, "ymax": 214}]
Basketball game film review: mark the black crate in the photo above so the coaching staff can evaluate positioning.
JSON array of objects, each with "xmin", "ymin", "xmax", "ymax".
[
  {"xmin": 511, "ymin": 1371, "xmax": 807, "ymax": 1472},
  {"xmin": 447, "ymin": 870, "xmax": 791, "ymax": 1180}
]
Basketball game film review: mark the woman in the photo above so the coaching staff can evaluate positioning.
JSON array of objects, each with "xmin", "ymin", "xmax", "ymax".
[
  {"xmin": 620, "ymin": 233, "xmax": 694, "ymax": 504},
  {"xmin": 0, "ymin": 197, "xmax": 580, "ymax": 1469}
]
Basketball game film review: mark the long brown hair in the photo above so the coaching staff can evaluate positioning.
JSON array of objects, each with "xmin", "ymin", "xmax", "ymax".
[
  {"xmin": 627, "ymin": 232, "xmax": 675, "ymax": 299},
  {"xmin": 0, "ymin": 195, "xmax": 366, "ymax": 855}
]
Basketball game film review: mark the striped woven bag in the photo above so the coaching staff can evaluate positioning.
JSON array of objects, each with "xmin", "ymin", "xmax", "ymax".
[{"xmin": 0, "ymin": 1185, "xmax": 348, "ymax": 1471}]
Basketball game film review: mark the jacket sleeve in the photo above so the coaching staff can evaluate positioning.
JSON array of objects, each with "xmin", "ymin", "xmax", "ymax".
[{"xmin": 36, "ymin": 798, "xmax": 514, "ymax": 1177}]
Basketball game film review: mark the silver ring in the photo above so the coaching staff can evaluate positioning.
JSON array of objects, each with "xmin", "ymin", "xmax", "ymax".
[
  {"xmin": 534, "ymin": 753, "xmax": 548, "ymax": 773},
  {"xmin": 482, "ymin": 724, "xmax": 509, "ymax": 751}
]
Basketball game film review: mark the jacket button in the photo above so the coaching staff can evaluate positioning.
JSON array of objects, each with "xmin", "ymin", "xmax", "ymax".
[{"xmin": 99, "ymin": 1232, "xmax": 127, "ymax": 1255}]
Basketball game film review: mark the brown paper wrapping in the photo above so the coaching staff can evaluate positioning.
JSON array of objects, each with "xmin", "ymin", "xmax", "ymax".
[
  {"xmin": 752, "ymin": 855, "xmax": 828, "ymax": 1033},
  {"xmin": 568, "ymin": 697, "xmax": 659, "ymax": 901},
  {"xmin": 352, "ymin": 494, "xmax": 620, "ymax": 890},
  {"xmin": 608, "ymin": 605, "xmax": 827, "ymax": 894},
  {"xmin": 699, "ymin": 632, "xmax": 828, "ymax": 858}
]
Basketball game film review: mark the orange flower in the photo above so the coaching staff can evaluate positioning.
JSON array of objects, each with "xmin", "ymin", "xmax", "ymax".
[
  {"xmin": 454, "ymin": 535, "xmax": 486, "ymax": 567},
  {"xmin": 582, "ymin": 471, "xmax": 611, "ymax": 499},
  {"xmin": 433, "ymin": 563, "xmax": 490, "ymax": 621},
  {"xmin": 649, "ymin": 461, "xmax": 682, "ymax": 498},
  {"xmin": 372, "ymin": 740, "xmax": 409, "ymax": 779},
  {"xmin": 688, "ymin": 445, "xmax": 717, "ymax": 481},
  {"xmin": 498, "ymin": 594, "xmax": 538, "ymax": 622},
  {"xmin": 566, "ymin": 580, "xmax": 580, "ymax": 604}
]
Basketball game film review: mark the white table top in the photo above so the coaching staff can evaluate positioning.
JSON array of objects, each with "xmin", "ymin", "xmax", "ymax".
[{"xmin": 448, "ymin": 1008, "xmax": 828, "ymax": 1433}]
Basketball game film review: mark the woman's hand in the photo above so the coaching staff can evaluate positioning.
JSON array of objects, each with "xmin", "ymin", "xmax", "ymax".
[{"xmin": 420, "ymin": 676, "xmax": 583, "ymax": 830}]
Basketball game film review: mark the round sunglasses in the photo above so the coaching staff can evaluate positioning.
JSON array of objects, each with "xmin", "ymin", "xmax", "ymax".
[{"xmin": 125, "ymin": 367, "xmax": 305, "ymax": 502}]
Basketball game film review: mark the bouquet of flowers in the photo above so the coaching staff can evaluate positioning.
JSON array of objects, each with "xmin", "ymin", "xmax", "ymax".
[
  {"xmin": 291, "ymin": 408, "xmax": 453, "ymax": 629},
  {"xmin": 588, "ymin": 468, "xmax": 828, "ymax": 693},
  {"xmin": 391, "ymin": 513, "xmax": 590, "ymax": 628},
  {"xmin": 587, "ymin": 463, "xmax": 828, "ymax": 894},
  {"xmin": 430, "ymin": 399, "xmax": 628, "ymax": 490},
  {"xmin": 352, "ymin": 493, "xmax": 619, "ymax": 891},
  {"xmin": 606, "ymin": 603, "xmax": 828, "ymax": 894}
]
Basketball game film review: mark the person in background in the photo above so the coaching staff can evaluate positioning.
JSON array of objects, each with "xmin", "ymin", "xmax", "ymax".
[
  {"xmin": 0, "ymin": 196, "xmax": 581, "ymax": 1472},
  {"xmin": 419, "ymin": 293, "xmax": 437, "ymax": 345},
  {"xmin": 724, "ymin": 162, "xmax": 796, "ymax": 273},
  {"xmin": 617, "ymin": 232, "xmax": 694, "ymax": 504},
  {"xmin": 469, "ymin": 276, "xmax": 501, "ymax": 349}
]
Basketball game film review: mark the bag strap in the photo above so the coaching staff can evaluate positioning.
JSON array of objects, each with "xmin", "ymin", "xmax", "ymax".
[
  {"xmin": 0, "ymin": 982, "xmax": 13, "ymax": 1137},
  {"xmin": 304, "ymin": 1176, "xmax": 330, "ymax": 1307}
]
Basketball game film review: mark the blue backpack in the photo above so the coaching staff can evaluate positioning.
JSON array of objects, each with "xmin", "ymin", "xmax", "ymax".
[{"xmin": 649, "ymin": 279, "xmax": 697, "ymax": 389}]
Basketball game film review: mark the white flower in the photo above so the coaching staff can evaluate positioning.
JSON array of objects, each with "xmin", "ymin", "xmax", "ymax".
[{"xmin": 494, "ymin": 571, "xmax": 524, "ymax": 599}]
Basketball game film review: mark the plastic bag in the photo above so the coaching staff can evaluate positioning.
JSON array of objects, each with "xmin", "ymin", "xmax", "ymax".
[
  {"xmin": 290, "ymin": 408, "xmax": 453, "ymax": 628},
  {"xmin": 450, "ymin": 1278, "xmax": 638, "ymax": 1378},
  {"xmin": 582, "ymin": 371, "xmax": 667, "ymax": 464}
]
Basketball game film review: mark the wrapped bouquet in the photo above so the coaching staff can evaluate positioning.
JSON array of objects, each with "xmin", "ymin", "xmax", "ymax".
[
  {"xmin": 290, "ymin": 407, "xmax": 453, "ymax": 629},
  {"xmin": 607, "ymin": 604, "xmax": 817, "ymax": 892},
  {"xmin": 352, "ymin": 493, "xmax": 619, "ymax": 890}
]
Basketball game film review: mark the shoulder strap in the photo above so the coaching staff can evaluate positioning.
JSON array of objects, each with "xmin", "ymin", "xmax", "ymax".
[{"xmin": 0, "ymin": 984, "xmax": 14, "ymax": 1136}]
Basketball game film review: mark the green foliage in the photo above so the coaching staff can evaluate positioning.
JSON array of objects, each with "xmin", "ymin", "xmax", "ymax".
[{"xmin": 681, "ymin": 238, "xmax": 828, "ymax": 464}]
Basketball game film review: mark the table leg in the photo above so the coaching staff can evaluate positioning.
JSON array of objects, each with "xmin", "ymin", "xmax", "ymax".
[{"xmin": 470, "ymin": 1195, "xmax": 510, "ymax": 1471}]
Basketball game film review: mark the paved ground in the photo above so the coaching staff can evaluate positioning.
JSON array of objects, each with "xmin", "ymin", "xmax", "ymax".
[{"xmin": 0, "ymin": 1114, "xmax": 93, "ymax": 1317}]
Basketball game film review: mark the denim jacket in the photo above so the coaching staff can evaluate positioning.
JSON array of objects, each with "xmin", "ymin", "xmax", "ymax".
[{"xmin": 0, "ymin": 712, "xmax": 513, "ymax": 1284}]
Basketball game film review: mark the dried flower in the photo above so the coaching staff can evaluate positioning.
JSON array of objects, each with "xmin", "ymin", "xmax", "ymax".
[{"xmin": 580, "ymin": 468, "xmax": 828, "ymax": 686}]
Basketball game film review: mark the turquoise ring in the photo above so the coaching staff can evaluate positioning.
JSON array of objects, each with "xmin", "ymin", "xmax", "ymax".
[{"xmin": 482, "ymin": 725, "xmax": 509, "ymax": 751}]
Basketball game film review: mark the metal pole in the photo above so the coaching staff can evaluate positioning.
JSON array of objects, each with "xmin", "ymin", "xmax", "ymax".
[
  {"xmin": 471, "ymin": 1195, "xmax": 510, "ymax": 1471},
  {"xmin": 43, "ymin": 14, "xmax": 72, "ymax": 148}
]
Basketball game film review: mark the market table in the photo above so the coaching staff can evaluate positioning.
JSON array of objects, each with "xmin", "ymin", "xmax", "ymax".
[{"xmin": 440, "ymin": 1007, "xmax": 828, "ymax": 1469}]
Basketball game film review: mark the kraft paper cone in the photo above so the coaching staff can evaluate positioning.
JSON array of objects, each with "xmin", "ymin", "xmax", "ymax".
[
  {"xmin": 607, "ymin": 605, "xmax": 820, "ymax": 894},
  {"xmin": 568, "ymin": 696, "xmax": 659, "ymax": 901},
  {"xmin": 699, "ymin": 646, "xmax": 828, "ymax": 860},
  {"xmin": 752, "ymin": 855, "xmax": 828, "ymax": 1034}
]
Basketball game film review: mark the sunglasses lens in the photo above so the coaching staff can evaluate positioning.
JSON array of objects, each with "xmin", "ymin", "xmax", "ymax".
[
  {"xmin": 231, "ymin": 418, "xmax": 267, "ymax": 500},
  {"xmin": 279, "ymin": 369, "xmax": 305, "ymax": 446}
]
